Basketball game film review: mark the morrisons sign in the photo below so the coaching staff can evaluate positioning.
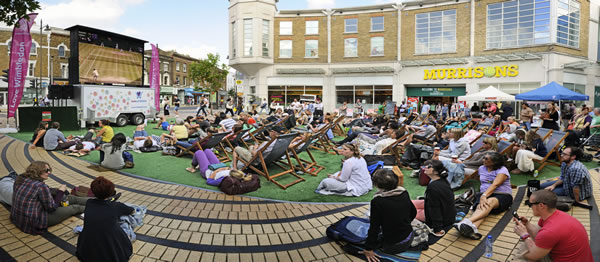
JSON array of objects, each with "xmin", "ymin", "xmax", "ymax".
[{"xmin": 424, "ymin": 65, "xmax": 519, "ymax": 80}]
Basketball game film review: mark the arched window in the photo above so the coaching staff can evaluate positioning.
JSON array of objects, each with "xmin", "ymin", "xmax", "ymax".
[{"xmin": 58, "ymin": 46, "xmax": 65, "ymax": 57}]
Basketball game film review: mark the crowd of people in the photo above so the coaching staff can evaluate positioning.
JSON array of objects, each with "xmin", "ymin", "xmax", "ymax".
[{"xmin": 2, "ymin": 96, "xmax": 595, "ymax": 261}]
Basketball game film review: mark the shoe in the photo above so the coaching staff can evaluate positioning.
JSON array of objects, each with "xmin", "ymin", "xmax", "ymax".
[
  {"xmin": 410, "ymin": 170, "xmax": 419, "ymax": 178},
  {"xmin": 459, "ymin": 223, "xmax": 482, "ymax": 240}
]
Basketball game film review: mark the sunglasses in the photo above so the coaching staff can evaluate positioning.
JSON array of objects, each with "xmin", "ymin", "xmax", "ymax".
[
  {"xmin": 483, "ymin": 157, "xmax": 491, "ymax": 160},
  {"xmin": 528, "ymin": 201, "xmax": 543, "ymax": 207},
  {"xmin": 46, "ymin": 168, "xmax": 52, "ymax": 173},
  {"xmin": 426, "ymin": 165, "xmax": 433, "ymax": 169}
]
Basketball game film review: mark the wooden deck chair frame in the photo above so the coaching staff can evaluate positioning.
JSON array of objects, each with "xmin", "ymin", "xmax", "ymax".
[
  {"xmin": 287, "ymin": 134, "xmax": 325, "ymax": 176},
  {"xmin": 309, "ymin": 122, "xmax": 337, "ymax": 155},
  {"xmin": 239, "ymin": 133, "xmax": 304, "ymax": 189},
  {"xmin": 274, "ymin": 115, "xmax": 291, "ymax": 130},
  {"xmin": 413, "ymin": 126, "xmax": 440, "ymax": 146},
  {"xmin": 332, "ymin": 115, "xmax": 346, "ymax": 137},
  {"xmin": 382, "ymin": 133, "xmax": 411, "ymax": 165},
  {"xmin": 224, "ymin": 128, "xmax": 251, "ymax": 151},
  {"xmin": 533, "ymin": 130, "xmax": 569, "ymax": 173},
  {"xmin": 248, "ymin": 123, "xmax": 274, "ymax": 144},
  {"xmin": 465, "ymin": 134, "xmax": 493, "ymax": 160},
  {"xmin": 535, "ymin": 128, "xmax": 553, "ymax": 142},
  {"xmin": 461, "ymin": 140, "xmax": 515, "ymax": 185},
  {"xmin": 175, "ymin": 137, "xmax": 206, "ymax": 157},
  {"xmin": 198, "ymin": 132, "xmax": 232, "ymax": 162}
]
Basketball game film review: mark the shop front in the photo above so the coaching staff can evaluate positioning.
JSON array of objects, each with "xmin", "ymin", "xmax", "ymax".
[
  {"xmin": 267, "ymin": 77, "xmax": 323, "ymax": 107},
  {"xmin": 405, "ymin": 86, "xmax": 466, "ymax": 106},
  {"xmin": 334, "ymin": 76, "xmax": 393, "ymax": 113}
]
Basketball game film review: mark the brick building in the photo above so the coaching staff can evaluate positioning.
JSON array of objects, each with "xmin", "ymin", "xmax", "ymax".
[
  {"xmin": 229, "ymin": 0, "xmax": 600, "ymax": 112},
  {"xmin": 0, "ymin": 25, "xmax": 70, "ymax": 107},
  {"xmin": 144, "ymin": 48, "xmax": 176, "ymax": 102}
]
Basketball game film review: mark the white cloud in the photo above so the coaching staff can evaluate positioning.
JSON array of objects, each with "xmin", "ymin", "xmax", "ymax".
[
  {"xmin": 307, "ymin": 0, "xmax": 335, "ymax": 9},
  {"xmin": 37, "ymin": 0, "xmax": 144, "ymax": 32}
]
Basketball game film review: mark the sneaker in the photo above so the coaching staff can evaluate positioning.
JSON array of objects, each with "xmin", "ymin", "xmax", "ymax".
[
  {"xmin": 410, "ymin": 170, "xmax": 420, "ymax": 178},
  {"xmin": 459, "ymin": 223, "xmax": 482, "ymax": 240}
]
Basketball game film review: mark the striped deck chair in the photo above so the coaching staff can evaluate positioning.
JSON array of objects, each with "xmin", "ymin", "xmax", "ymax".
[
  {"xmin": 224, "ymin": 129, "xmax": 250, "ymax": 150},
  {"xmin": 533, "ymin": 130, "xmax": 569, "ymax": 173},
  {"xmin": 465, "ymin": 134, "xmax": 493, "ymax": 160},
  {"xmin": 535, "ymin": 128, "xmax": 553, "ymax": 142},
  {"xmin": 332, "ymin": 115, "xmax": 346, "ymax": 137},
  {"xmin": 186, "ymin": 132, "xmax": 231, "ymax": 161},
  {"xmin": 462, "ymin": 139, "xmax": 515, "ymax": 185},
  {"xmin": 309, "ymin": 122, "xmax": 337, "ymax": 155}
]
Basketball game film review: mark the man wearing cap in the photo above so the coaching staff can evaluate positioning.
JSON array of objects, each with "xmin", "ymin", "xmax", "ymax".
[{"xmin": 232, "ymin": 126, "xmax": 285, "ymax": 169}]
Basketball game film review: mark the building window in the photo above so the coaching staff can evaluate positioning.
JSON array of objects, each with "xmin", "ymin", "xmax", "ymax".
[
  {"xmin": 30, "ymin": 42, "xmax": 37, "ymax": 55},
  {"xmin": 415, "ymin": 9, "xmax": 456, "ymax": 54},
  {"xmin": 371, "ymin": 16, "xmax": 384, "ymax": 31},
  {"xmin": 305, "ymin": 40, "xmax": 318, "ymax": 58},
  {"xmin": 244, "ymin": 18, "xmax": 253, "ymax": 56},
  {"xmin": 58, "ymin": 46, "xmax": 65, "ymax": 57},
  {"xmin": 163, "ymin": 75, "xmax": 169, "ymax": 85},
  {"xmin": 163, "ymin": 63, "xmax": 168, "ymax": 72},
  {"xmin": 176, "ymin": 76, "xmax": 180, "ymax": 85},
  {"xmin": 345, "ymin": 18, "xmax": 358, "ymax": 33},
  {"xmin": 279, "ymin": 40, "xmax": 292, "ymax": 58},
  {"xmin": 231, "ymin": 21, "xmax": 237, "ymax": 58},
  {"xmin": 563, "ymin": 82, "xmax": 585, "ymax": 94},
  {"xmin": 370, "ymin": 37, "xmax": 384, "ymax": 56},
  {"xmin": 60, "ymin": 64, "xmax": 68, "ymax": 78},
  {"xmin": 344, "ymin": 38, "xmax": 358, "ymax": 57},
  {"xmin": 262, "ymin": 19, "xmax": 269, "ymax": 57},
  {"xmin": 306, "ymin": 20, "xmax": 319, "ymax": 35},
  {"xmin": 557, "ymin": 0, "xmax": 580, "ymax": 47},
  {"xmin": 486, "ymin": 0, "xmax": 551, "ymax": 49},
  {"xmin": 176, "ymin": 62, "xmax": 180, "ymax": 72},
  {"xmin": 28, "ymin": 62, "xmax": 35, "ymax": 77},
  {"xmin": 336, "ymin": 85, "xmax": 393, "ymax": 112},
  {"xmin": 183, "ymin": 63, "xmax": 187, "ymax": 73},
  {"xmin": 280, "ymin": 21, "xmax": 292, "ymax": 35},
  {"xmin": 183, "ymin": 76, "xmax": 187, "ymax": 86}
]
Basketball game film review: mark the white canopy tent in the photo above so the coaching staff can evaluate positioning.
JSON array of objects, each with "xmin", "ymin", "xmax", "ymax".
[{"xmin": 457, "ymin": 86, "xmax": 515, "ymax": 101}]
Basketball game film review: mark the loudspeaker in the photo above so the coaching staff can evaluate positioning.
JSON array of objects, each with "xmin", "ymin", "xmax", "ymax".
[
  {"xmin": 49, "ymin": 85, "xmax": 62, "ymax": 99},
  {"xmin": 62, "ymin": 85, "xmax": 74, "ymax": 99}
]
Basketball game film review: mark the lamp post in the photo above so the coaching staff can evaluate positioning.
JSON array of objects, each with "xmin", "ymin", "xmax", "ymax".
[{"xmin": 37, "ymin": 21, "xmax": 50, "ymax": 106}]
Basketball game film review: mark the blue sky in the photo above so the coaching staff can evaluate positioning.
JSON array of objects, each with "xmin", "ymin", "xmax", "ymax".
[{"xmin": 37, "ymin": 0, "xmax": 392, "ymax": 62}]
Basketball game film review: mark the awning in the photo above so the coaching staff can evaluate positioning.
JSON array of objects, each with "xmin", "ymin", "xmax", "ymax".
[{"xmin": 458, "ymin": 86, "xmax": 515, "ymax": 101}]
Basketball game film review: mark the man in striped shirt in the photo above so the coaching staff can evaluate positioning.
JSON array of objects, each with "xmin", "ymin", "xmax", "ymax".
[
  {"xmin": 541, "ymin": 147, "xmax": 592, "ymax": 203},
  {"xmin": 219, "ymin": 114, "xmax": 237, "ymax": 132}
]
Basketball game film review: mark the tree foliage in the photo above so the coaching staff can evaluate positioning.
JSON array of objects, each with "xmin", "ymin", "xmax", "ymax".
[
  {"xmin": 0, "ymin": 0, "xmax": 40, "ymax": 27},
  {"xmin": 189, "ymin": 53, "xmax": 229, "ymax": 100}
]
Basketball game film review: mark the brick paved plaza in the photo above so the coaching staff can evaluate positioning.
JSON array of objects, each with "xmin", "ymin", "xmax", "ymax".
[{"xmin": 0, "ymin": 134, "xmax": 597, "ymax": 261}]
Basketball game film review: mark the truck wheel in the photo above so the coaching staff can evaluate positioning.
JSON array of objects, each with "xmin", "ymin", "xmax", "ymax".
[
  {"xmin": 130, "ymin": 114, "xmax": 144, "ymax": 125},
  {"xmin": 116, "ymin": 114, "xmax": 129, "ymax": 127}
]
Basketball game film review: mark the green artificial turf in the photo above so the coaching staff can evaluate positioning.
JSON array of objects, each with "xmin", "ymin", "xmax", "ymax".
[{"xmin": 9, "ymin": 123, "xmax": 596, "ymax": 203}]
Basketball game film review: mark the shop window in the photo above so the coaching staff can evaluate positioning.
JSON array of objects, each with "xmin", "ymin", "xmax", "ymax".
[
  {"xmin": 305, "ymin": 40, "xmax": 318, "ymax": 58},
  {"xmin": 563, "ymin": 82, "xmax": 585, "ymax": 94},
  {"xmin": 371, "ymin": 37, "xmax": 384, "ymax": 56},
  {"xmin": 415, "ymin": 9, "xmax": 456, "ymax": 54},
  {"xmin": 336, "ymin": 85, "xmax": 392, "ymax": 113},
  {"xmin": 244, "ymin": 18, "xmax": 253, "ymax": 56},
  {"xmin": 345, "ymin": 18, "xmax": 358, "ymax": 33},
  {"xmin": 371, "ymin": 16, "xmax": 384, "ymax": 32},
  {"xmin": 279, "ymin": 40, "xmax": 292, "ymax": 58},
  {"xmin": 269, "ymin": 85, "xmax": 323, "ymax": 107},
  {"xmin": 306, "ymin": 20, "xmax": 319, "ymax": 35},
  {"xmin": 336, "ymin": 86, "xmax": 354, "ymax": 106},
  {"xmin": 280, "ymin": 21, "xmax": 292, "ymax": 35},
  {"xmin": 262, "ymin": 19, "xmax": 270, "ymax": 57},
  {"xmin": 556, "ymin": 0, "xmax": 579, "ymax": 48},
  {"xmin": 344, "ymin": 38, "xmax": 358, "ymax": 57},
  {"xmin": 486, "ymin": 0, "xmax": 550, "ymax": 49}
]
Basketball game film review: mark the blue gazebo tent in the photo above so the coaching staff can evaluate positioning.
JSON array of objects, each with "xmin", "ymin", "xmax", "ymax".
[
  {"xmin": 515, "ymin": 81, "xmax": 588, "ymax": 128},
  {"xmin": 515, "ymin": 81, "xmax": 589, "ymax": 101}
]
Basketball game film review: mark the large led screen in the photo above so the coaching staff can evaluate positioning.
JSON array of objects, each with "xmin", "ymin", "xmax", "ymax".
[{"xmin": 78, "ymin": 30, "xmax": 144, "ymax": 86}]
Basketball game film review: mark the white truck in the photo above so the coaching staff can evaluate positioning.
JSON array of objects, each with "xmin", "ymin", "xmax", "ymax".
[{"xmin": 73, "ymin": 84, "xmax": 157, "ymax": 127}]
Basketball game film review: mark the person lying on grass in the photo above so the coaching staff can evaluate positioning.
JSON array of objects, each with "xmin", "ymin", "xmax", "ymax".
[
  {"xmin": 454, "ymin": 152, "xmax": 513, "ymax": 240},
  {"xmin": 65, "ymin": 141, "xmax": 97, "ymax": 156}
]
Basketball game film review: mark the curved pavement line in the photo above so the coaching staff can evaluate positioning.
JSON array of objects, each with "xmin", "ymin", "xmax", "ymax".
[
  {"xmin": 20, "ymin": 142, "xmax": 367, "ymax": 225},
  {"xmin": 462, "ymin": 187, "xmax": 525, "ymax": 261}
]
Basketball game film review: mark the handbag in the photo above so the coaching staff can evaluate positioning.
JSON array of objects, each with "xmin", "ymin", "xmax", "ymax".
[{"xmin": 527, "ymin": 180, "xmax": 540, "ymax": 198}]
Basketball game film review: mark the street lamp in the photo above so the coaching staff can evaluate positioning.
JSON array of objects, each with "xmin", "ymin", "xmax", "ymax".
[{"xmin": 37, "ymin": 21, "xmax": 50, "ymax": 106}]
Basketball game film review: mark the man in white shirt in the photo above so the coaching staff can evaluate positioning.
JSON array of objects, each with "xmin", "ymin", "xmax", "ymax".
[{"xmin": 421, "ymin": 101, "xmax": 430, "ymax": 117}]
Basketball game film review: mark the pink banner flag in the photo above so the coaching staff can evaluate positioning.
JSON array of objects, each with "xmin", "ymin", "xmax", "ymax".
[
  {"xmin": 150, "ymin": 44, "xmax": 160, "ymax": 112},
  {"xmin": 8, "ymin": 13, "xmax": 37, "ymax": 118}
]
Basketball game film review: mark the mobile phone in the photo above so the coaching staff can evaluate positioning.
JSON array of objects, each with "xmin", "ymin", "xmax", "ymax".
[{"xmin": 512, "ymin": 211, "xmax": 520, "ymax": 219}]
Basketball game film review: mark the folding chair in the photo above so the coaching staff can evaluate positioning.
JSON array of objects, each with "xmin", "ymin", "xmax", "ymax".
[
  {"xmin": 462, "ymin": 139, "xmax": 514, "ymax": 185},
  {"xmin": 248, "ymin": 123, "xmax": 274, "ymax": 144},
  {"xmin": 332, "ymin": 115, "xmax": 346, "ymax": 137},
  {"xmin": 239, "ymin": 133, "xmax": 304, "ymax": 189},
  {"xmin": 465, "ymin": 134, "xmax": 493, "ymax": 160},
  {"xmin": 287, "ymin": 134, "xmax": 325, "ymax": 176},
  {"xmin": 309, "ymin": 122, "xmax": 337, "ymax": 155},
  {"xmin": 381, "ymin": 133, "xmax": 411, "ymax": 164},
  {"xmin": 535, "ymin": 128, "xmax": 553, "ymax": 142},
  {"xmin": 533, "ymin": 130, "xmax": 569, "ymax": 173},
  {"xmin": 198, "ymin": 132, "xmax": 234, "ymax": 162},
  {"xmin": 175, "ymin": 140, "xmax": 202, "ymax": 157},
  {"xmin": 224, "ymin": 128, "xmax": 250, "ymax": 150}
]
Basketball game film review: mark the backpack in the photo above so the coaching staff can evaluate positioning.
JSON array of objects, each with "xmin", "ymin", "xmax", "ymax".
[
  {"xmin": 326, "ymin": 216, "xmax": 370, "ymax": 244},
  {"xmin": 219, "ymin": 174, "xmax": 260, "ymax": 195},
  {"xmin": 72, "ymin": 186, "xmax": 95, "ymax": 197},
  {"xmin": 367, "ymin": 161, "xmax": 384, "ymax": 175}
]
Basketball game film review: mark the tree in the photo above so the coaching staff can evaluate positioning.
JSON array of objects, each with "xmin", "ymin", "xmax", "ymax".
[
  {"xmin": 189, "ymin": 53, "xmax": 229, "ymax": 106},
  {"xmin": 0, "ymin": 0, "xmax": 40, "ymax": 27}
]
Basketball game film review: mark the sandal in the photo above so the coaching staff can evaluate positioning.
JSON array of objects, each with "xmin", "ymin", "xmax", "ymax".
[
  {"xmin": 185, "ymin": 167, "xmax": 196, "ymax": 173},
  {"xmin": 459, "ymin": 224, "xmax": 482, "ymax": 240}
]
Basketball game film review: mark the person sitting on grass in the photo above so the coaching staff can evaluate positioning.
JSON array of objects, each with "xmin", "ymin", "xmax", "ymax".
[
  {"xmin": 76, "ymin": 176, "xmax": 134, "ymax": 262},
  {"xmin": 512, "ymin": 190, "xmax": 593, "ymax": 262},
  {"xmin": 93, "ymin": 119, "xmax": 114, "ymax": 145},
  {"xmin": 43, "ymin": 122, "xmax": 77, "ymax": 151},
  {"xmin": 455, "ymin": 152, "xmax": 512, "ymax": 240},
  {"xmin": 100, "ymin": 133, "xmax": 134, "ymax": 170},
  {"xmin": 154, "ymin": 116, "xmax": 170, "ymax": 130},
  {"xmin": 11, "ymin": 161, "xmax": 89, "ymax": 235},
  {"xmin": 411, "ymin": 160, "xmax": 456, "ymax": 237},
  {"xmin": 361, "ymin": 169, "xmax": 416, "ymax": 261},
  {"xmin": 512, "ymin": 130, "xmax": 547, "ymax": 174},
  {"xmin": 30, "ymin": 121, "xmax": 49, "ymax": 149},
  {"xmin": 315, "ymin": 143, "xmax": 372, "ymax": 196}
]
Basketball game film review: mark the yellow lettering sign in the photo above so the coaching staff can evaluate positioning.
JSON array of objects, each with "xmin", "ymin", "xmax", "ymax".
[{"xmin": 423, "ymin": 65, "xmax": 520, "ymax": 80}]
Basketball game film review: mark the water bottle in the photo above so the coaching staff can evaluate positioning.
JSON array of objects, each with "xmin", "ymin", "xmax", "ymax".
[
  {"xmin": 484, "ymin": 235, "xmax": 493, "ymax": 258},
  {"xmin": 533, "ymin": 170, "xmax": 539, "ymax": 178}
]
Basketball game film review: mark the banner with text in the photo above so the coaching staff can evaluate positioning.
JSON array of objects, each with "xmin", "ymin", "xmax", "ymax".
[
  {"xmin": 150, "ymin": 44, "xmax": 160, "ymax": 111},
  {"xmin": 8, "ymin": 13, "xmax": 37, "ymax": 118}
]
